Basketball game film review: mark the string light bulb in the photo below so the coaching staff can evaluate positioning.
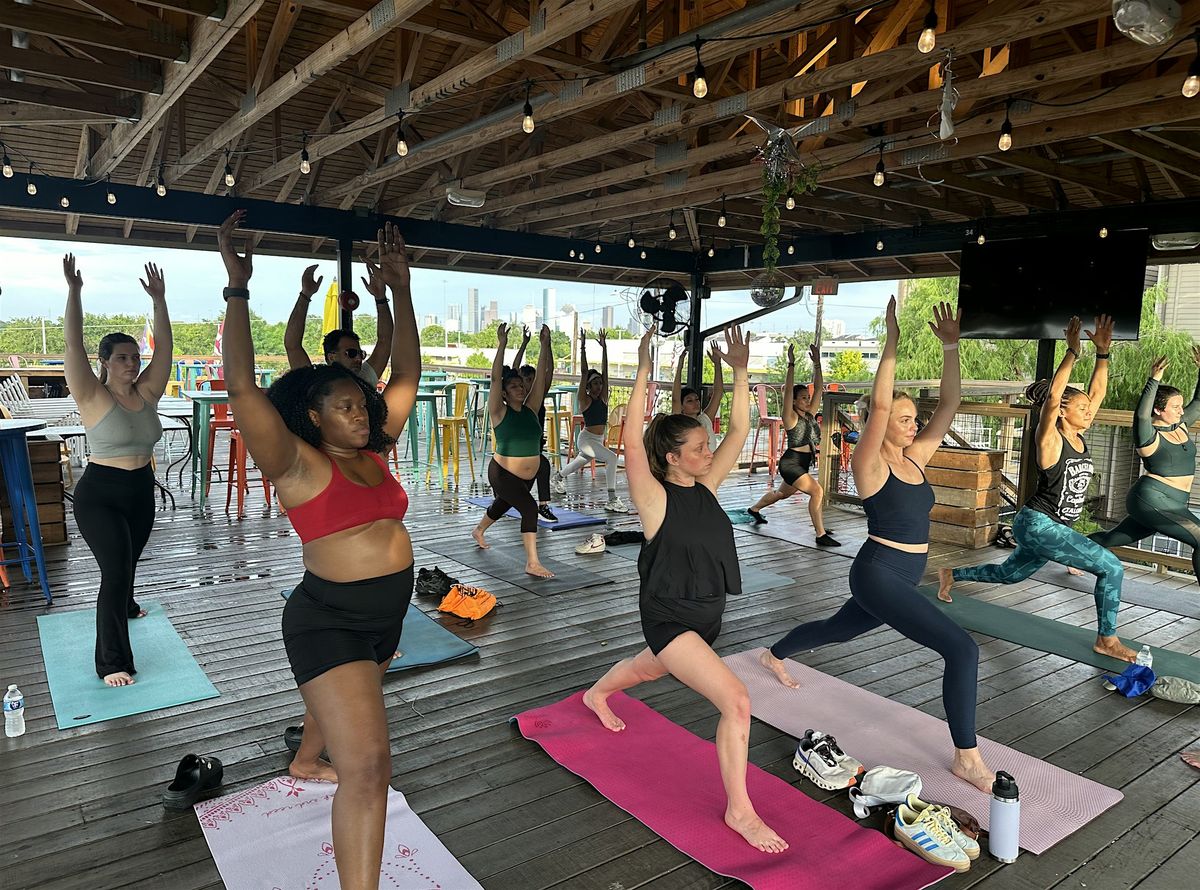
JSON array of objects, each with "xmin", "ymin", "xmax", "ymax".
[
  {"xmin": 522, "ymin": 82, "xmax": 535, "ymax": 134},
  {"xmin": 1184, "ymin": 35, "xmax": 1200, "ymax": 98},
  {"xmin": 785, "ymin": 192, "xmax": 796, "ymax": 210},
  {"xmin": 26, "ymin": 165, "xmax": 36, "ymax": 196},
  {"xmin": 1, "ymin": 146, "xmax": 11, "ymax": 179},
  {"xmin": 640, "ymin": 249, "xmax": 647, "ymax": 260},
  {"xmin": 873, "ymin": 143, "xmax": 886, "ymax": 187},
  {"xmin": 876, "ymin": 239, "xmax": 884, "ymax": 251},
  {"xmin": 691, "ymin": 38, "xmax": 708, "ymax": 98},
  {"xmin": 1099, "ymin": 226, "xmax": 1109, "ymax": 238},
  {"xmin": 787, "ymin": 243, "xmax": 795, "ymax": 255},
  {"xmin": 707, "ymin": 242, "xmax": 715, "ymax": 258},
  {"xmin": 106, "ymin": 176, "xmax": 117, "ymax": 205},
  {"xmin": 917, "ymin": 4, "xmax": 938, "ymax": 54},
  {"xmin": 977, "ymin": 233, "xmax": 986, "ymax": 245},
  {"xmin": 396, "ymin": 111, "xmax": 408, "ymax": 157},
  {"xmin": 594, "ymin": 242, "xmax": 602, "ymax": 254},
  {"xmin": 223, "ymin": 150, "xmax": 235, "ymax": 188},
  {"xmin": 569, "ymin": 248, "xmax": 576, "ymax": 258},
  {"xmin": 668, "ymin": 211, "xmax": 677, "ymax": 240},
  {"xmin": 627, "ymin": 224, "xmax": 636, "ymax": 249},
  {"xmin": 156, "ymin": 166, "xmax": 167, "ymax": 197},
  {"xmin": 998, "ymin": 100, "xmax": 1014, "ymax": 151},
  {"xmin": 300, "ymin": 133, "xmax": 311, "ymax": 174},
  {"xmin": 59, "ymin": 196, "xmax": 69, "ymax": 208},
  {"xmin": 718, "ymin": 193, "xmax": 727, "ymax": 228}
]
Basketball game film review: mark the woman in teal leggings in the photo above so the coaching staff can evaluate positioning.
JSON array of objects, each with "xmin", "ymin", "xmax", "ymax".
[
  {"xmin": 1089, "ymin": 351, "xmax": 1200, "ymax": 577},
  {"xmin": 939, "ymin": 316, "xmax": 1138, "ymax": 663}
]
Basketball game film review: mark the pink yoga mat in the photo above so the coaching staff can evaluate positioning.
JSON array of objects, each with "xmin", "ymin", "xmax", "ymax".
[
  {"xmin": 725, "ymin": 648, "xmax": 1124, "ymax": 854},
  {"xmin": 516, "ymin": 691, "xmax": 951, "ymax": 890}
]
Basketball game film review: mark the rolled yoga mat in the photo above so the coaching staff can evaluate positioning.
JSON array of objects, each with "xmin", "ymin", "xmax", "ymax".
[
  {"xmin": 607, "ymin": 543, "xmax": 793, "ymax": 594},
  {"xmin": 916, "ymin": 585, "xmax": 1200, "ymax": 682},
  {"xmin": 195, "ymin": 776, "xmax": 482, "ymax": 890},
  {"xmin": 463, "ymin": 496, "xmax": 607, "ymax": 529},
  {"xmin": 420, "ymin": 538, "xmax": 612, "ymax": 597},
  {"xmin": 515, "ymin": 690, "xmax": 951, "ymax": 890},
  {"xmin": 278, "ymin": 594, "xmax": 478, "ymax": 672},
  {"xmin": 36, "ymin": 600, "xmax": 218, "ymax": 729},
  {"xmin": 1029, "ymin": 565, "xmax": 1200, "ymax": 620},
  {"xmin": 724, "ymin": 648, "xmax": 1123, "ymax": 855}
]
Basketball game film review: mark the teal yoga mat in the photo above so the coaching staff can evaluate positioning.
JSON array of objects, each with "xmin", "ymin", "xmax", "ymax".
[
  {"xmin": 917, "ymin": 586, "xmax": 1200, "ymax": 682},
  {"xmin": 278, "ymin": 593, "xmax": 478, "ymax": 672},
  {"xmin": 37, "ymin": 601, "xmax": 218, "ymax": 729}
]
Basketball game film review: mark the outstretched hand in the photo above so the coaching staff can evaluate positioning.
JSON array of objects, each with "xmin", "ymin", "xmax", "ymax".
[
  {"xmin": 520, "ymin": 325, "xmax": 532, "ymax": 348},
  {"xmin": 637, "ymin": 325, "xmax": 656, "ymax": 367},
  {"xmin": 928, "ymin": 301, "xmax": 961, "ymax": 345},
  {"xmin": 1151, "ymin": 355, "xmax": 1169, "ymax": 380},
  {"xmin": 808, "ymin": 342, "xmax": 820, "ymax": 366},
  {"xmin": 376, "ymin": 222, "xmax": 409, "ymax": 289},
  {"xmin": 497, "ymin": 322, "xmax": 510, "ymax": 348},
  {"xmin": 63, "ymin": 254, "xmax": 83, "ymax": 291},
  {"xmin": 709, "ymin": 340, "xmax": 722, "ymax": 366},
  {"xmin": 359, "ymin": 263, "xmax": 384, "ymax": 301},
  {"xmin": 598, "ymin": 328, "xmax": 607, "ymax": 348},
  {"xmin": 1064, "ymin": 316, "xmax": 1082, "ymax": 355},
  {"xmin": 218, "ymin": 211, "xmax": 253, "ymax": 286},
  {"xmin": 139, "ymin": 262, "xmax": 165, "ymax": 302},
  {"xmin": 539, "ymin": 324, "xmax": 551, "ymax": 347},
  {"xmin": 302, "ymin": 264, "xmax": 324, "ymax": 299},
  {"xmin": 716, "ymin": 324, "xmax": 751, "ymax": 371},
  {"xmin": 884, "ymin": 295, "xmax": 899, "ymax": 342},
  {"xmin": 1085, "ymin": 314, "xmax": 1114, "ymax": 354}
]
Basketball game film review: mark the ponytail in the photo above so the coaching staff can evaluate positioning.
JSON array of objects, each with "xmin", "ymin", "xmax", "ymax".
[{"xmin": 644, "ymin": 413, "xmax": 702, "ymax": 480}]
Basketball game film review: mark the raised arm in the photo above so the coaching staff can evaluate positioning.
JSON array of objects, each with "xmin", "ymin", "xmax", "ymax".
[
  {"xmin": 781, "ymin": 343, "xmax": 798, "ymax": 428},
  {"xmin": 218, "ymin": 211, "xmax": 304, "ymax": 481},
  {"xmin": 487, "ymin": 323, "xmax": 510, "ymax": 424},
  {"xmin": 375, "ymin": 224, "xmax": 419, "ymax": 439},
  {"xmin": 576, "ymin": 328, "xmax": 590, "ymax": 408},
  {"xmin": 909, "ymin": 301, "xmax": 962, "ymax": 467},
  {"xmin": 1036, "ymin": 316, "xmax": 1082, "ymax": 454},
  {"xmin": 1085, "ymin": 314, "xmax": 1113, "ymax": 409},
  {"xmin": 363, "ymin": 263, "xmax": 394, "ymax": 379},
  {"xmin": 61, "ymin": 255, "xmax": 103, "ymax": 405},
  {"xmin": 671, "ymin": 347, "xmax": 686, "ymax": 413},
  {"xmin": 134, "ymin": 263, "xmax": 173, "ymax": 400},
  {"xmin": 625, "ymin": 326, "xmax": 666, "ymax": 535},
  {"xmin": 1184, "ymin": 346, "xmax": 1200, "ymax": 426},
  {"xmin": 1135, "ymin": 357, "xmax": 1166, "ymax": 452},
  {"xmin": 512, "ymin": 325, "xmax": 531, "ymax": 371},
  {"xmin": 527, "ymin": 325, "xmax": 553, "ymax": 405},
  {"xmin": 852, "ymin": 296, "xmax": 899, "ymax": 483},
  {"xmin": 809, "ymin": 342, "xmax": 824, "ymax": 419},
  {"xmin": 704, "ymin": 340, "xmax": 724, "ymax": 422},
  {"xmin": 598, "ymin": 329, "xmax": 610, "ymax": 403},
  {"xmin": 284, "ymin": 265, "xmax": 321, "ymax": 370},
  {"xmin": 704, "ymin": 326, "xmax": 751, "ymax": 488}
]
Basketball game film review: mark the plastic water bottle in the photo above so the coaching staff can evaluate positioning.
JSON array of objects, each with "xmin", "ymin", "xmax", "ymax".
[
  {"xmin": 1136, "ymin": 646, "xmax": 1153, "ymax": 669},
  {"xmin": 988, "ymin": 771, "xmax": 1020, "ymax": 863},
  {"xmin": 4, "ymin": 684, "xmax": 25, "ymax": 738}
]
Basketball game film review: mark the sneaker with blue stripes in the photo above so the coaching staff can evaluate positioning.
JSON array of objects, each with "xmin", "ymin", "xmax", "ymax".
[
  {"xmin": 904, "ymin": 794, "xmax": 980, "ymax": 860},
  {"xmin": 894, "ymin": 803, "xmax": 971, "ymax": 872}
]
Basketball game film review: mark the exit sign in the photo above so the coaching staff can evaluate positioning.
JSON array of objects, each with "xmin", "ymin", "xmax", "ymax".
[{"xmin": 811, "ymin": 277, "xmax": 839, "ymax": 295}]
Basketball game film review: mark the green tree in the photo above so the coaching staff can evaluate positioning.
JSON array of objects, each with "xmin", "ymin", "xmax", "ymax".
[
  {"xmin": 465, "ymin": 350, "xmax": 490, "ymax": 369},
  {"xmin": 828, "ymin": 349, "xmax": 871, "ymax": 381},
  {"xmin": 420, "ymin": 324, "xmax": 446, "ymax": 346}
]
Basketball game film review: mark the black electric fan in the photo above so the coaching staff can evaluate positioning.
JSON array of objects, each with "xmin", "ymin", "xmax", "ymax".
[{"xmin": 638, "ymin": 279, "xmax": 691, "ymax": 335}]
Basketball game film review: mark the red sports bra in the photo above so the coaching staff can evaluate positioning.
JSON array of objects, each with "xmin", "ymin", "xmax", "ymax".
[{"xmin": 286, "ymin": 451, "xmax": 408, "ymax": 544}]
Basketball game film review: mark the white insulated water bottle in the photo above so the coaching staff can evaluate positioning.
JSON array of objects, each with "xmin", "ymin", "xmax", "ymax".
[
  {"xmin": 4, "ymin": 684, "xmax": 25, "ymax": 738},
  {"xmin": 989, "ymin": 771, "xmax": 1020, "ymax": 863}
]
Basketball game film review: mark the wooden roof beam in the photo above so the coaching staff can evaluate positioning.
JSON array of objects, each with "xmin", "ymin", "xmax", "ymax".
[
  {"xmin": 1094, "ymin": 132, "xmax": 1200, "ymax": 184},
  {"xmin": 0, "ymin": 103, "xmax": 120, "ymax": 123},
  {"xmin": 0, "ymin": 6, "xmax": 189, "ymax": 61},
  {"xmin": 892, "ymin": 166, "xmax": 1059, "ymax": 211},
  {"xmin": 88, "ymin": 0, "xmax": 265, "ymax": 178},
  {"xmin": 0, "ymin": 80, "xmax": 140, "ymax": 118},
  {"xmin": 996, "ymin": 150, "xmax": 1142, "ymax": 202},
  {"xmin": 0, "ymin": 45, "xmax": 162, "ymax": 93}
]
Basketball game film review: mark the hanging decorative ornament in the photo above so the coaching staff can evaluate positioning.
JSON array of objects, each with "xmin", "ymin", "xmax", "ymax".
[{"xmin": 938, "ymin": 52, "xmax": 958, "ymax": 141}]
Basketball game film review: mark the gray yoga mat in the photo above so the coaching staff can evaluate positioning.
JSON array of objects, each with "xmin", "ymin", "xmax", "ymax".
[
  {"xmin": 420, "ymin": 538, "xmax": 612, "ymax": 597},
  {"xmin": 1030, "ymin": 565, "xmax": 1200, "ymax": 620},
  {"xmin": 608, "ymin": 543, "xmax": 793, "ymax": 593},
  {"xmin": 735, "ymin": 520, "xmax": 865, "ymax": 557}
]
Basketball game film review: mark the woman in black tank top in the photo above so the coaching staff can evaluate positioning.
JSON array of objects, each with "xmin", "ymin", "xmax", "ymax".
[{"xmin": 583, "ymin": 324, "xmax": 788, "ymax": 855}]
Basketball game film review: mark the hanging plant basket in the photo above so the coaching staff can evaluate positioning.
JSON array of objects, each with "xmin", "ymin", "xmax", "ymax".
[{"xmin": 758, "ymin": 151, "xmax": 823, "ymax": 278}]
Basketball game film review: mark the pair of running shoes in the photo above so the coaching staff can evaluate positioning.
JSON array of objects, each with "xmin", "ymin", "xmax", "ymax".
[{"xmin": 792, "ymin": 729, "xmax": 979, "ymax": 873}]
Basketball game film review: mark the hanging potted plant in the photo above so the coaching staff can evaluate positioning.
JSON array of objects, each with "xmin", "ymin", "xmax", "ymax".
[{"xmin": 755, "ymin": 159, "xmax": 822, "ymax": 306}]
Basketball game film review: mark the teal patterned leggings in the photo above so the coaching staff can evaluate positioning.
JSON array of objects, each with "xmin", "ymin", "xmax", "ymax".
[{"xmin": 953, "ymin": 507, "xmax": 1124, "ymax": 636}]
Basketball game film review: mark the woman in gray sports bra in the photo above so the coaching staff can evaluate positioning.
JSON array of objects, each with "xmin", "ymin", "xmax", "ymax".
[{"xmin": 63, "ymin": 255, "xmax": 173, "ymax": 687}]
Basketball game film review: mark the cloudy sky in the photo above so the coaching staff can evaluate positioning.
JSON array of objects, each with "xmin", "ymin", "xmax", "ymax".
[{"xmin": 0, "ymin": 234, "xmax": 897, "ymax": 337}]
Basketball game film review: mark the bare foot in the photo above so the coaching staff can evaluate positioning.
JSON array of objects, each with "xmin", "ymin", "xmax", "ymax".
[
  {"xmin": 130, "ymin": 609, "xmax": 148, "ymax": 619},
  {"xmin": 289, "ymin": 756, "xmax": 338, "ymax": 783},
  {"xmin": 1094, "ymin": 635, "xmax": 1138, "ymax": 662},
  {"xmin": 471, "ymin": 527, "xmax": 489, "ymax": 549},
  {"xmin": 951, "ymin": 749, "xmax": 995, "ymax": 793},
  {"xmin": 103, "ymin": 671, "xmax": 135, "ymax": 687},
  {"xmin": 526, "ymin": 561, "xmax": 554, "ymax": 578},
  {"xmin": 1181, "ymin": 750, "xmax": 1200, "ymax": 770},
  {"xmin": 1066, "ymin": 566, "xmax": 1085, "ymax": 576},
  {"xmin": 759, "ymin": 649, "xmax": 800, "ymax": 689},
  {"xmin": 725, "ymin": 809, "xmax": 789, "ymax": 853},
  {"xmin": 937, "ymin": 568, "xmax": 955, "ymax": 603},
  {"xmin": 582, "ymin": 687, "xmax": 625, "ymax": 731}
]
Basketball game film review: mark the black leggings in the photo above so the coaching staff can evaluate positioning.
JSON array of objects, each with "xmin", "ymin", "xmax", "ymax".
[
  {"xmin": 536, "ymin": 455, "xmax": 551, "ymax": 503},
  {"xmin": 769, "ymin": 539, "xmax": 980, "ymax": 749},
  {"xmin": 486, "ymin": 458, "xmax": 539, "ymax": 532},
  {"xmin": 1090, "ymin": 476, "xmax": 1200, "ymax": 578},
  {"xmin": 72, "ymin": 463, "xmax": 156, "ymax": 678}
]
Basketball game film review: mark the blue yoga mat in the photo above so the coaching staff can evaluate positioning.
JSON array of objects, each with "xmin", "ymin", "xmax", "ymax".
[
  {"xmin": 607, "ymin": 544, "xmax": 792, "ymax": 593},
  {"xmin": 463, "ymin": 497, "xmax": 606, "ymax": 529},
  {"xmin": 279, "ymin": 593, "xmax": 478, "ymax": 671},
  {"xmin": 37, "ymin": 601, "xmax": 219, "ymax": 729}
]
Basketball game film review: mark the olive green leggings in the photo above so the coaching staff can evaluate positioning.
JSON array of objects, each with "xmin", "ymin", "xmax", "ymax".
[{"xmin": 1090, "ymin": 477, "xmax": 1200, "ymax": 579}]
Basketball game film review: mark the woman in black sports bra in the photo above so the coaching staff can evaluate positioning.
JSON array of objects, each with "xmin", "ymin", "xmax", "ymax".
[
  {"xmin": 583, "ymin": 324, "xmax": 788, "ymax": 855},
  {"xmin": 760, "ymin": 297, "xmax": 996, "ymax": 793}
]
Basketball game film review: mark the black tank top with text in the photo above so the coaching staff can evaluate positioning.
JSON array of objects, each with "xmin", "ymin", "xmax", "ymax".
[{"xmin": 1025, "ymin": 432, "xmax": 1093, "ymax": 524}]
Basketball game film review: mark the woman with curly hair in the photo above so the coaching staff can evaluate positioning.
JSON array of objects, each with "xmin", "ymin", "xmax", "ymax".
[{"xmin": 218, "ymin": 211, "xmax": 419, "ymax": 890}]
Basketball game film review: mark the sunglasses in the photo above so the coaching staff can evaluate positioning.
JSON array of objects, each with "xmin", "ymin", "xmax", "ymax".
[{"xmin": 338, "ymin": 348, "xmax": 366, "ymax": 360}]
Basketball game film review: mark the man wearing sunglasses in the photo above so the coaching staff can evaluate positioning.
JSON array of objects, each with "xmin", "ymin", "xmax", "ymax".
[{"xmin": 284, "ymin": 262, "xmax": 394, "ymax": 386}]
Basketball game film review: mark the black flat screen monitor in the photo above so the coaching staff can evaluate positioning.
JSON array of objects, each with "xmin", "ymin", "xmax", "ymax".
[{"xmin": 957, "ymin": 231, "xmax": 1148, "ymax": 340}]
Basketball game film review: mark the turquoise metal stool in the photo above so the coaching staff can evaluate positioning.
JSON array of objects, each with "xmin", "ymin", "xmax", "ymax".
[{"xmin": 0, "ymin": 419, "xmax": 53, "ymax": 604}]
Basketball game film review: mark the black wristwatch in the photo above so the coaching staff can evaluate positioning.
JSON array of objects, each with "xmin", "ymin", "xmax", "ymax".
[
  {"xmin": 1096, "ymin": 352, "xmax": 1110, "ymax": 360},
  {"xmin": 375, "ymin": 299, "xmax": 389, "ymax": 305},
  {"xmin": 223, "ymin": 287, "xmax": 250, "ymax": 300}
]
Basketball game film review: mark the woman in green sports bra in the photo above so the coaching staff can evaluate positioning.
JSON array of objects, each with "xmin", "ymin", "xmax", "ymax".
[
  {"xmin": 1090, "ymin": 351, "xmax": 1200, "ymax": 579},
  {"xmin": 472, "ymin": 323, "xmax": 556, "ymax": 578}
]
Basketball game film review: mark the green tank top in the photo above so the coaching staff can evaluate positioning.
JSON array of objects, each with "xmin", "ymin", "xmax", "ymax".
[{"xmin": 494, "ymin": 405, "xmax": 542, "ymax": 457}]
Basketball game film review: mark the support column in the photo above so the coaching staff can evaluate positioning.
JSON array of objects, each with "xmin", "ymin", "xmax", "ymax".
[{"xmin": 337, "ymin": 237, "xmax": 354, "ymax": 329}]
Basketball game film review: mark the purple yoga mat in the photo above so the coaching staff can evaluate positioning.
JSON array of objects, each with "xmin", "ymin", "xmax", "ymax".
[
  {"xmin": 516, "ymin": 691, "xmax": 950, "ymax": 890},
  {"xmin": 725, "ymin": 649, "xmax": 1124, "ymax": 854},
  {"xmin": 462, "ymin": 496, "xmax": 606, "ymax": 529}
]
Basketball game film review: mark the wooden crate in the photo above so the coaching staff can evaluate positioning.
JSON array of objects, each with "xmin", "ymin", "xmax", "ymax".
[
  {"xmin": 928, "ymin": 446, "xmax": 1004, "ymax": 550},
  {"xmin": 930, "ymin": 484, "xmax": 1001, "ymax": 509},
  {"xmin": 0, "ymin": 434, "xmax": 68, "ymax": 547},
  {"xmin": 926, "ymin": 447, "xmax": 1005, "ymax": 472},
  {"xmin": 930, "ymin": 521, "xmax": 1000, "ymax": 549},
  {"xmin": 925, "ymin": 466, "xmax": 1001, "ymax": 490}
]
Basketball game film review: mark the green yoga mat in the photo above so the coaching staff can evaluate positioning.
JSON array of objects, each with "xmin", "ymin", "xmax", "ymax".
[
  {"xmin": 37, "ymin": 600, "xmax": 219, "ymax": 729},
  {"xmin": 917, "ymin": 586, "xmax": 1200, "ymax": 682}
]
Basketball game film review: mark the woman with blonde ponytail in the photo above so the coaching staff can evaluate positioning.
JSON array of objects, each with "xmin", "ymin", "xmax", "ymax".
[{"xmin": 582, "ymin": 323, "xmax": 788, "ymax": 855}]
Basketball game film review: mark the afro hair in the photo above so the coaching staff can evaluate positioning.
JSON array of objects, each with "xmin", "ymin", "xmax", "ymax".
[{"xmin": 266, "ymin": 363, "xmax": 394, "ymax": 453}]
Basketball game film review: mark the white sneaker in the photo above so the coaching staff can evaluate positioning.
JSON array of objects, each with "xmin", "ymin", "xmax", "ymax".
[
  {"xmin": 551, "ymin": 472, "xmax": 567, "ymax": 494},
  {"xmin": 575, "ymin": 533, "xmax": 606, "ymax": 554},
  {"xmin": 904, "ymin": 794, "xmax": 980, "ymax": 860},
  {"xmin": 807, "ymin": 729, "xmax": 864, "ymax": 777},
  {"xmin": 894, "ymin": 803, "xmax": 971, "ymax": 872},
  {"xmin": 604, "ymin": 496, "xmax": 629, "ymax": 513},
  {"xmin": 793, "ymin": 733, "xmax": 857, "ymax": 791}
]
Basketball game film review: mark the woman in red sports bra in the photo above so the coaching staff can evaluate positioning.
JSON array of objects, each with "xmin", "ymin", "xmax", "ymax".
[{"xmin": 218, "ymin": 212, "xmax": 419, "ymax": 890}]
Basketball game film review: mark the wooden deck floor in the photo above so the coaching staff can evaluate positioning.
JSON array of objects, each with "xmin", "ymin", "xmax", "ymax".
[{"xmin": 2, "ymin": 454, "xmax": 1199, "ymax": 890}]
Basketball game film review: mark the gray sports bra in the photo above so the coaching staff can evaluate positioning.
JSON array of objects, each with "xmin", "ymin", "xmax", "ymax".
[{"xmin": 86, "ymin": 397, "xmax": 163, "ymax": 458}]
